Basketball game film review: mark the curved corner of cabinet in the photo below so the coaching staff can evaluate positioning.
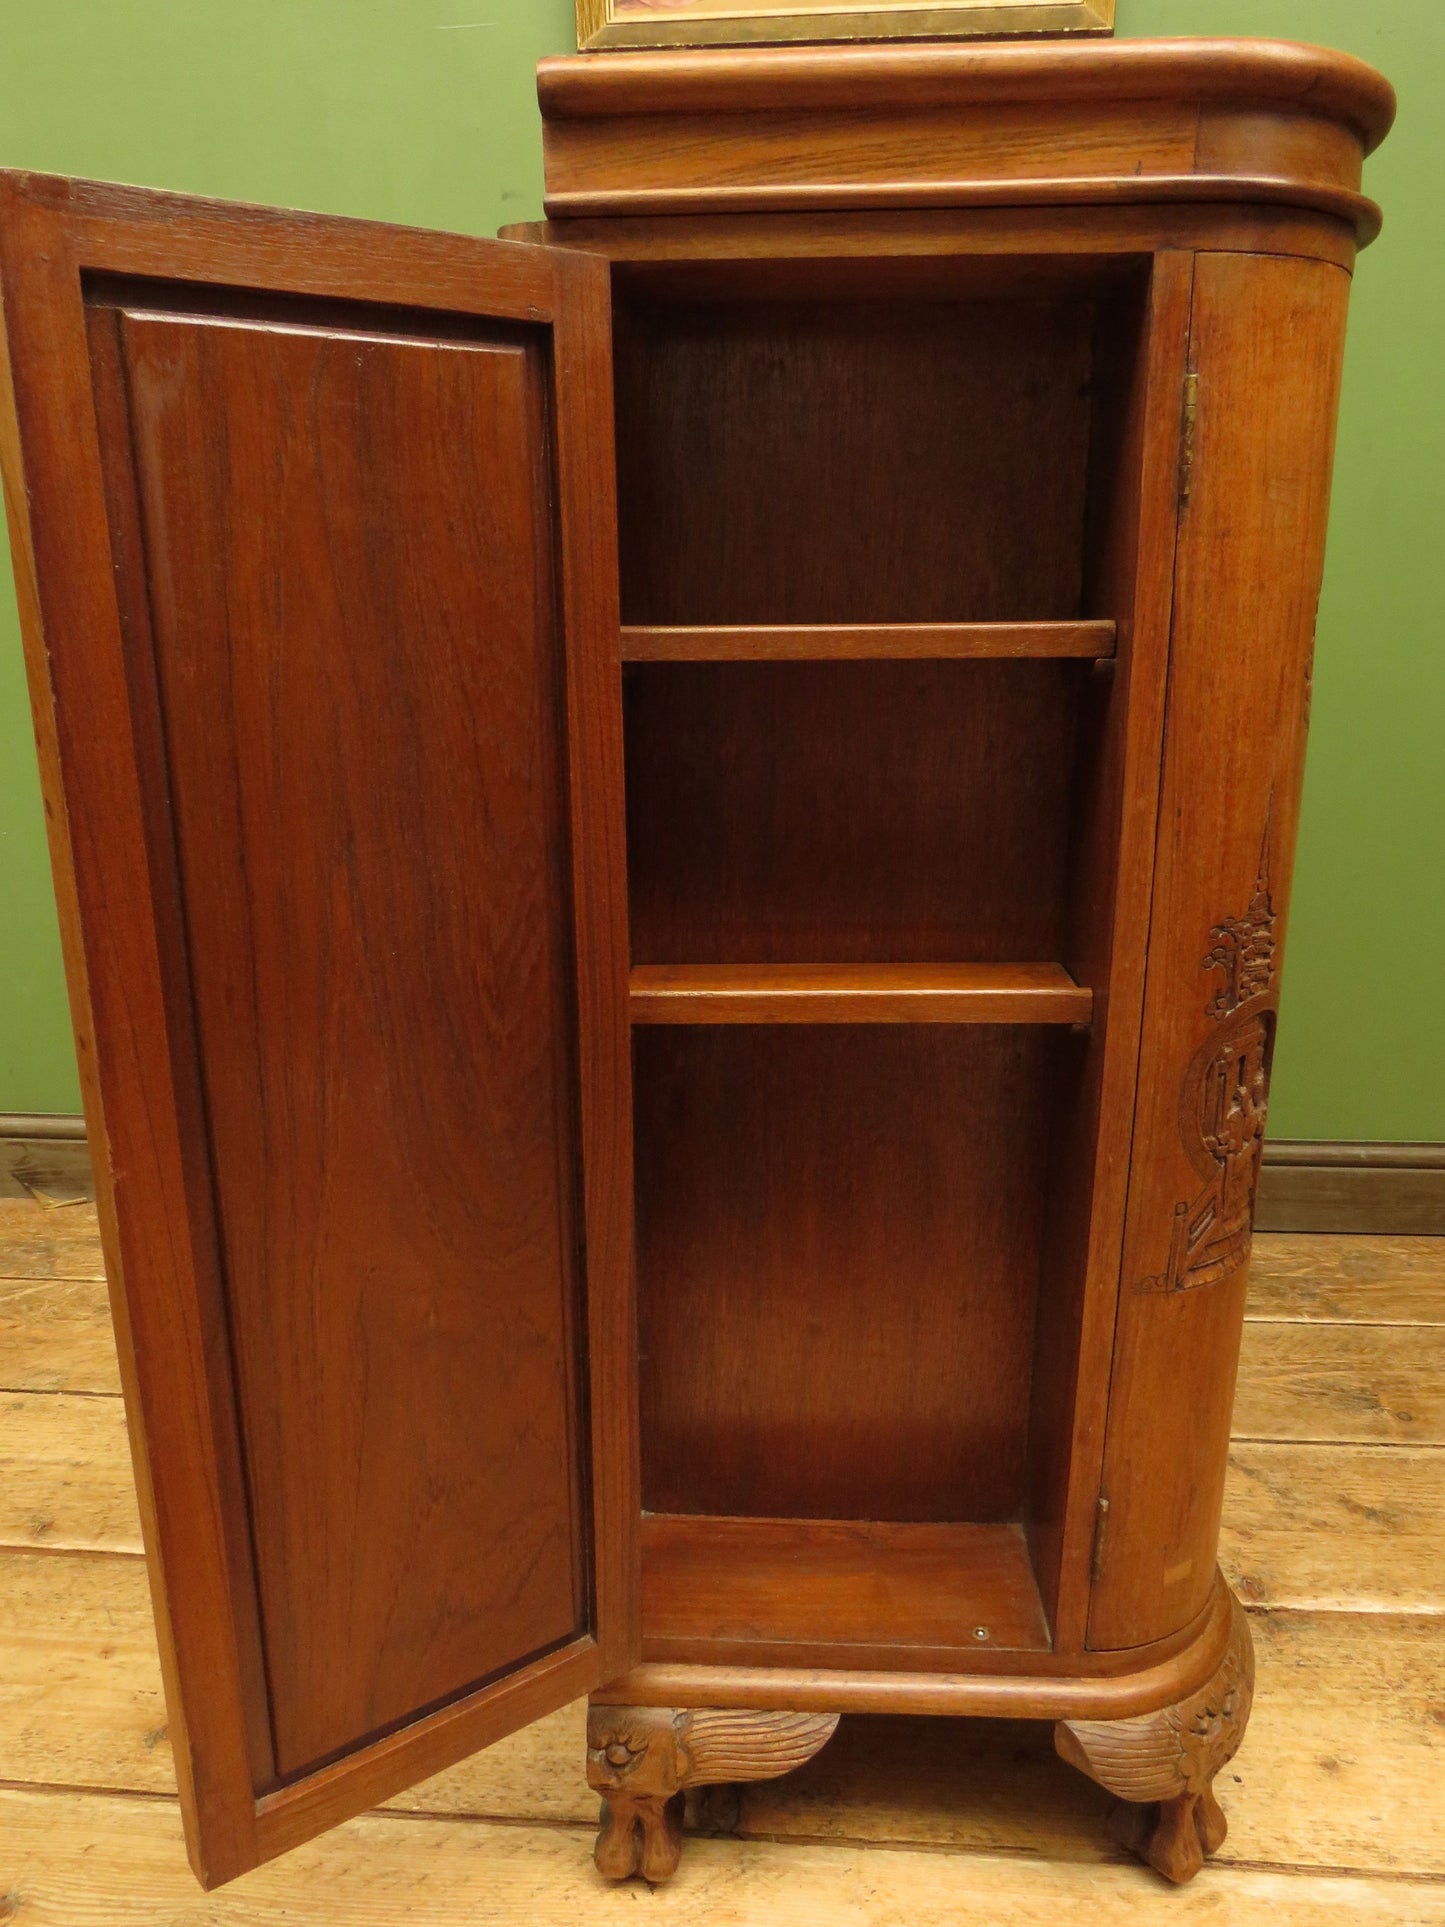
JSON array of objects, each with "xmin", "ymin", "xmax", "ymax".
[{"xmin": 1086, "ymin": 246, "xmax": 1354, "ymax": 1654}]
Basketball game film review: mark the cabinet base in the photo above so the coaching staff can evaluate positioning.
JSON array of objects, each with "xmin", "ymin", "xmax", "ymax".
[
  {"xmin": 585, "ymin": 1704, "xmax": 839, "ymax": 1882},
  {"xmin": 1054, "ymin": 1591, "xmax": 1254, "ymax": 1883},
  {"xmin": 587, "ymin": 1580, "xmax": 1255, "ymax": 1885}
]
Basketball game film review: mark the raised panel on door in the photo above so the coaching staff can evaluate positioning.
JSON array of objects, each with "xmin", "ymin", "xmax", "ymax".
[
  {"xmin": 1087, "ymin": 251, "xmax": 1353, "ymax": 1651},
  {"xmin": 0, "ymin": 173, "xmax": 635, "ymax": 1883}
]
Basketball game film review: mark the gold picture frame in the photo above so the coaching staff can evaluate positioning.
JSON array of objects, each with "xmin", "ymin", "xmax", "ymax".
[{"xmin": 576, "ymin": 0, "xmax": 1114, "ymax": 51}]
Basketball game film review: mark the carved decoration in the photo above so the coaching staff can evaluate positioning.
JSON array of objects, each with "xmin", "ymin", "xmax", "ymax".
[
  {"xmin": 1201, "ymin": 842, "xmax": 1276, "ymax": 1021},
  {"xmin": 1055, "ymin": 1590, "xmax": 1255, "ymax": 1884},
  {"xmin": 585, "ymin": 1703, "xmax": 839, "ymax": 1883},
  {"xmin": 1140, "ymin": 832, "xmax": 1277, "ymax": 1296}
]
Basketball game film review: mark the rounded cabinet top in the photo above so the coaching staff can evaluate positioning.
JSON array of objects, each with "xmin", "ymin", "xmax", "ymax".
[{"xmin": 537, "ymin": 37, "xmax": 1394, "ymax": 241}]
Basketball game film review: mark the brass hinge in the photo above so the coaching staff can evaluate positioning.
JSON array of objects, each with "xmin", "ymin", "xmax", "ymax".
[
  {"xmin": 1178, "ymin": 369, "xmax": 1201, "ymax": 504},
  {"xmin": 1090, "ymin": 1494, "xmax": 1111, "ymax": 1583}
]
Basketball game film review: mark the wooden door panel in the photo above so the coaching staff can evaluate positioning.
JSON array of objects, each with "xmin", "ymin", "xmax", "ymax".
[
  {"xmin": 112, "ymin": 302, "xmax": 586, "ymax": 1777},
  {"xmin": 1086, "ymin": 252, "xmax": 1353, "ymax": 1651},
  {"xmin": 0, "ymin": 174, "xmax": 634, "ymax": 1882}
]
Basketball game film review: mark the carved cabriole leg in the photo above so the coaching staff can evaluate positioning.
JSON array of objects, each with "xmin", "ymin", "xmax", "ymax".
[
  {"xmin": 585, "ymin": 1703, "xmax": 840, "ymax": 1883},
  {"xmin": 1055, "ymin": 1591, "xmax": 1254, "ymax": 1885}
]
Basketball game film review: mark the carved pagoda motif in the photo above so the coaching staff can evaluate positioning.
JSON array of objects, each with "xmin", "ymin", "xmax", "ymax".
[
  {"xmin": 1202, "ymin": 835, "xmax": 1277, "ymax": 1021},
  {"xmin": 1141, "ymin": 833, "xmax": 1278, "ymax": 1296}
]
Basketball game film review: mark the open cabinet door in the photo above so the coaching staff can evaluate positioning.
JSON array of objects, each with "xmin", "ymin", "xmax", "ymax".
[{"xmin": 0, "ymin": 173, "xmax": 637, "ymax": 1887}]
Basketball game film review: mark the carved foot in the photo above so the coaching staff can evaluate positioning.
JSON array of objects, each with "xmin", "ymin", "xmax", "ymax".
[
  {"xmin": 585, "ymin": 1704, "xmax": 839, "ymax": 1884},
  {"xmin": 593, "ymin": 1784, "xmax": 685, "ymax": 1883},
  {"xmin": 1055, "ymin": 1591, "xmax": 1254, "ymax": 1885}
]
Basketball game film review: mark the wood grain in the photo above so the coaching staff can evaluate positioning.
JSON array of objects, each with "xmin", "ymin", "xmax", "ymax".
[
  {"xmin": 381, "ymin": 1703, "xmax": 594, "ymax": 1825},
  {"xmin": 641, "ymin": 1515, "xmax": 1051, "ymax": 1666},
  {"xmin": 546, "ymin": 238, "xmax": 643, "ymax": 1699},
  {"xmin": 5, "ymin": 1206, "xmax": 1428, "ymax": 1320},
  {"xmin": 625, "ymin": 661, "xmax": 1082, "ymax": 965},
  {"xmin": 629, "ymin": 963, "xmax": 1092, "ymax": 1026},
  {"xmin": 1221, "ymin": 1443, "xmax": 1445, "ymax": 1614},
  {"xmin": 620, "ymin": 620, "xmax": 1116, "ymax": 660},
  {"xmin": 634, "ymin": 1024, "xmax": 1057, "ymax": 1522},
  {"xmin": 0, "ymin": 1197, "xmax": 105, "ymax": 1281},
  {"xmin": 0, "ymin": 1137, "xmax": 94, "ymax": 1204},
  {"xmin": 585, "ymin": 1703, "xmax": 840, "ymax": 1884},
  {"xmin": 0, "ymin": 1549, "xmax": 596, "ymax": 1821},
  {"xmin": 10, "ymin": 1787, "xmax": 1445, "ymax": 1926},
  {"xmin": 0, "ymin": 1548, "xmax": 173, "ymax": 1792},
  {"xmin": 1087, "ymin": 252, "xmax": 1354, "ymax": 1653},
  {"xmin": 1231, "ymin": 1611, "xmax": 1445, "ymax": 1876},
  {"xmin": 538, "ymin": 41, "xmax": 1392, "ymax": 239},
  {"xmin": 614, "ymin": 293, "xmax": 1094, "ymax": 625},
  {"xmin": 0, "ymin": 1390, "xmax": 142, "ymax": 1553},
  {"xmin": 1247, "ymin": 1235, "xmax": 1445, "ymax": 1324},
  {"xmin": 609, "ymin": 250, "xmax": 1194, "ymax": 305},
  {"xmin": 109, "ymin": 299, "xmax": 589, "ymax": 1780},
  {"xmin": 0, "ymin": 174, "xmax": 634, "ymax": 1882},
  {"xmin": 0, "ymin": 1279, "xmax": 1401, "ymax": 1595},
  {"xmin": 544, "ymin": 124, "xmax": 1382, "ymax": 250},
  {"xmin": 1256, "ymin": 1144, "xmax": 1445, "ymax": 1236},
  {"xmin": 1023, "ymin": 251, "xmax": 1191, "ymax": 1649},
  {"xmin": 0, "ymin": 32, "xmax": 1403, "ymax": 1898},
  {"xmin": 599, "ymin": 1573, "xmax": 1235, "ymax": 1715},
  {"xmin": 1232, "ymin": 1323, "xmax": 1445, "ymax": 1446},
  {"xmin": 1056, "ymin": 1592, "xmax": 1253, "ymax": 1884},
  {"xmin": 3, "ymin": 1516, "xmax": 1443, "ymax": 1878},
  {"xmin": 11, "ymin": 1392, "xmax": 1438, "ymax": 1664},
  {"xmin": 729, "ymin": 1611, "xmax": 1445, "ymax": 1878},
  {"xmin": 513, "ymin": 202, "xmax": 1363, "ymax": 275},
  {"xmin": 0, "ymin": 1275, "xmax": 119, "ymax": 1394},
  {"xmin": 537, "ymin": 39, "xmax": 1395, "ymax": 141}
]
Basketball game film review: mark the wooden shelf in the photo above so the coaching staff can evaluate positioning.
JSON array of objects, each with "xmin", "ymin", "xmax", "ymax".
[
  {"xmin": 620, "ymin": 620, "xmax": 1116, "ymax": 663},
  {"xmin": 630, "ymin": 962, "xmax": 1092, "ymax": 1026},
  {"xmin": 641, "ymin": 1514, "xmax": 1052, "ymax": 1668}
]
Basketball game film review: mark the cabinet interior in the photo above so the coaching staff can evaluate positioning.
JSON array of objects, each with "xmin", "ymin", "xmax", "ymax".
[{"xmin": 613, "ymin": 252, "xmax": 1154, "ymax": 1664}]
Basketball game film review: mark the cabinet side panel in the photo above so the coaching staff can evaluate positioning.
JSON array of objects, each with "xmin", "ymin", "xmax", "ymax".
[
  {"xmin": 1025, "ymin": 253, "xmax": 1191, "ymax": 1648},
  {"xmin": 110, "ymin": 305, "xmax": 589, "ymax": 1776},
  {"xmin": 1087, "ymin": 253, "xmax": 1352, "ymax": 1651}
]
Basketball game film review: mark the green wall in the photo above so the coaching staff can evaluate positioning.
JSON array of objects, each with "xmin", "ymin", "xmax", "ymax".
[{"xmin": 0, "ymin": 1, "xmax": 1438, "ymax": 1139}]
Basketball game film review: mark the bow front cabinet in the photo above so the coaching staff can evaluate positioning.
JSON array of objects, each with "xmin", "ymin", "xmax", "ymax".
[{"xmin": 0, "ymin": 36, "xmax": 1392, "ymax": 1891}]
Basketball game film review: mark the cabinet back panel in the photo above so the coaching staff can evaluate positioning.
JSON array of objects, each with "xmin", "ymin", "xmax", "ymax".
[
  {"xmin": 634, "ymin": 1025, "xmax": 1057, "ymax": 1521},
  {"xmin": 614, "ymin": 295, "xmax": 1094, "ymax": 625},
  {"xmin": 95, "ymin": 301, "xmax": 588, "ymax": 1779},
  {"xmin": 627, "ymin": 660, "xmax": 1080, "ymax": 964}
]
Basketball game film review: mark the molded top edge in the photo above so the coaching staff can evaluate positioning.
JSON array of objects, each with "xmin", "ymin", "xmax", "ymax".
[{"xmin": 537, "ymin": 38, "xmax": 1395, "ymax": 154}]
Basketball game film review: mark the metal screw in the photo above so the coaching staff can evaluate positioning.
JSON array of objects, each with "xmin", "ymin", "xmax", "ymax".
[{"xmin": 973, "ymin": 1626, "xmax": 990, "ymax": 1641}]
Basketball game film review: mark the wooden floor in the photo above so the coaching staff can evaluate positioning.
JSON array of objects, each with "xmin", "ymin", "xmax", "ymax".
[{"xmin": 1, "ymin": 1168, "xmax": 1442, "ymax": 1922}]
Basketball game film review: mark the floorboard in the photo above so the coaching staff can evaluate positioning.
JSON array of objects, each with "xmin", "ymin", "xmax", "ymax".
[
  {"xmin": 0, "ymin": 1547, "xmax": 170, "ymax": 1793},
  {"xmin": 0, "ymin": 1136, "xmax": 94, "ymax": 1205},
  {"xmin": 1220, "ymin": 1442, "xmax": 1445, "ymax": 1613},
  {"xmin": 0, "ymin": 1390, "xmax": 142, "ymax": 1553},
  {"xmin": 4, "ymin": 1787, "xmax": 1445, "ymax": 1926},
  {"xmin": 1233, "ymin": 1322, "xmax": 1445, "ymax": 1444},
  {"xmin": 1247, "ymin": 1235, "xmax": 1445, "ymax": 1322},
  {"xmin": 4, "ymin": 1544, "xmax": 1442, "ymax": 1875},
  {"xmin": 0, "ymin": 1196, "xmax": 1443, "ymax": 1916},
  {"xmin": 0, "ymin": 1274, "xmax": 120, "ymax": 1395},
  {"xmin": 0, "ymin": 1197, "xmax": 105, "ymax": 1282}
]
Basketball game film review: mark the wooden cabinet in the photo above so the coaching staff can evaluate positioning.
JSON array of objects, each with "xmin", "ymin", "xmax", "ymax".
[{"xmin": 0, "ymin": 36, "xmax": 1392, "ymax": 1893}]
